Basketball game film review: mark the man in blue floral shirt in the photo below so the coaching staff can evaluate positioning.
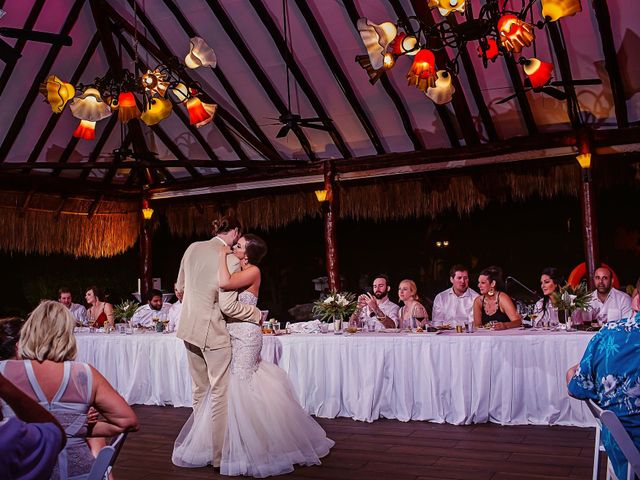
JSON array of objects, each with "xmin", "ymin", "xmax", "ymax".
[{"xmin": 567, "ymin": 312, "xmax": 640, "ymax": 479}]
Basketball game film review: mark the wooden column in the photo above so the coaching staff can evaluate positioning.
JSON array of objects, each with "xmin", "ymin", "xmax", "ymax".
[
  {"xmin": 577, "ymin": 139, "xmax": 599, "ymax": 290},
  {"xmin": 323, "ymin": 161, "xmax": 340, "ymax": 291},
  {"xmin": 139, "ymin": 201, "xmax": 153, "ymax": 302}
]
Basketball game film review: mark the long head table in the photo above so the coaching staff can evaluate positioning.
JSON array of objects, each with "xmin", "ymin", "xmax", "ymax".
[{"xmin": 76, "ymin": 329, "xmax": 596, "ymax": 426}]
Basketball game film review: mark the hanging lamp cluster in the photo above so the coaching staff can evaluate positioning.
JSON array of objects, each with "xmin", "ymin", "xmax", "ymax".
[
  {"xmin": 355, "ymin": 0, "xmax": 582, "ymax": 105},
  {"xmin": 39, "ymin": 37, "xmax": 218, "ymax": 140}
]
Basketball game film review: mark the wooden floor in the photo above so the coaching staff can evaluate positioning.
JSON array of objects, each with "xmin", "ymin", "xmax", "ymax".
[{"xmin": 113, "ymin": 406, "xmax": 605, "ymax": 480}]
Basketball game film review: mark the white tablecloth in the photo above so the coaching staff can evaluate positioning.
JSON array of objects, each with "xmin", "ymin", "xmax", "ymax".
[{"xmin": 76, "ymin": 329, "xmax": 596, "ymax": 426}]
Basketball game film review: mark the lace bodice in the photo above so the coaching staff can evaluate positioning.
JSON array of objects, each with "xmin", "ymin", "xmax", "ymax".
[
  {"xmin": 237, "ymin": 290, "xmax": 258, "ymax": 306},
  {"xmin": 228, "ymin": 290, "xmax": 261, "ymax": 380}
]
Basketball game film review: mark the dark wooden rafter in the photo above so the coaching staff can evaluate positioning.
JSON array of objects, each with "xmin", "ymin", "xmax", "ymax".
[
  {"xmin": 25, "ymin": 32, "xmax": 101, "ymax": 172},
  {"xmin": 78, "ymin": 114, "xmax": 119, "ymax": 181},
  {"xmin": 49, "ymin": 137, "xmax": 80, "ymax": 176},
  {"xmin": 0, "ymin": 0, "xmax": 47, "ymax": 97},
  {"xmin": 0, "ymin": 0, "xmax": 85, "ymax": 164},
  {"xmin": 20, "ymin": 190, "xmax": 36, "ymax": 214},
  {"xmin": 294, "ymin": 0, "xmax": 385, "ymax": 155},
  {"xmin": 547, "ymin": 22, "xmax": 582, "ymax": 129},
  {"xmin": 160, "ymin": 0, "xmax": 281, "ymax": 162},
  {"xmin": 105, "ymin": 130, "xmax": 132, "ymax": 185},
  {"xmin": 445, "ymin": 16, "xmax": 498, "ymax": 142},
  {"xmin": 149, "ymin": 125, "xmax": 202, "ymax": 178},
  {"xmin": 54, "ymin": 195, "xmax": 68, "ymax": 219},
  {"xmin": 202, "ymin": 0, "xmax": 316, "ymax": 161},
  {"xmin": 406, "ymin": 0, "xmax": 481, "ymax": 146},
  {"xmin": 1, "ymin": 159, "xmax": 303, "ymax": 170},
  {"xmin": 249, "ymin": 0, "xmax": 352, "ymax": 159},
  {"xmin": 592, "ymin": 0, "xmax": 628, "ymax": 128},
  {"xmin": 102, "ymin": 2, "xmax": 282, "ymax": 164},
  {"xmin": 504, "ymin": 53, "xmax": 538, "ymax": 135},
  {"xmin": 87, "ymin": 194, "xmax": 104, "ymax": 219},
  {"xmin": 342, "ymin": 0, "xmax": 427, "ymax": 150}
]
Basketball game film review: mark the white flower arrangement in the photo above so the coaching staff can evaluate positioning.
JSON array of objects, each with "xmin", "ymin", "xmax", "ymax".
[{"xmin": 313, "ymin": 290, "xmax": 358, "ymax": 322}]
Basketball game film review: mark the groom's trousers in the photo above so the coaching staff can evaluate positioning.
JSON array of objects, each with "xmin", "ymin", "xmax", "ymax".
[{"xmin": 184, "ymin": 341, "xmax": 232, "ymax": 467}]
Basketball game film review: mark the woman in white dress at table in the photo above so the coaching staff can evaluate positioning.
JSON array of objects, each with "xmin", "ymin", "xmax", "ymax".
[
  {"xmin": 397, "ymin": 279, "xmax": 428, "ymax": 330},
  {"xmin": 531, "ymin": 267, "xmax": 564, "ymax": 327},
  {"xmin": 172, "ymin": 234, "xmax": 334, "ymax": 478}
]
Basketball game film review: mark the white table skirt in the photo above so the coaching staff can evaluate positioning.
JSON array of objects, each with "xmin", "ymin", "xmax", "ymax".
[{"xmin": 76, "ymin": 329, "xmax": 596, "ymax": 426}]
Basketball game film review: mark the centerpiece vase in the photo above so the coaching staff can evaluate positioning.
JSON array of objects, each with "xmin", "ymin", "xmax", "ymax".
[
  {"xmin": 565, "ymin": 312, "xmax": 573, "ymax": 331},
  {"xmin": 333, "ymin": 314, "xmax": 343, "ymax": 335}
]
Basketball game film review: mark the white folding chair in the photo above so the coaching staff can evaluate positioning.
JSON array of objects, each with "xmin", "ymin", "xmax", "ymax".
[
  {"xmin": 87, "ymin": 431, "xmax": 129, "ymax": 480},
  {"xmin": 586, "ymin": 400, "xmax": 640, "ymax": 480}
]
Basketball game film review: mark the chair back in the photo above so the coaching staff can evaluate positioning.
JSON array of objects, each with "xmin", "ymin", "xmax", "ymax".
[
  {"xmin": 586, "ymin": 400, "xmax": 640, "ymax": 479},
  {"xmin": 87, "ymin": 431, "xmax": 129, "ymax": 480}
]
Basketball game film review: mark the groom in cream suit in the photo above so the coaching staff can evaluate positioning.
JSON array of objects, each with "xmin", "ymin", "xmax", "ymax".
[{"xmin": 176, "ymin": 218, "xmax": 261, "ymax": 467}]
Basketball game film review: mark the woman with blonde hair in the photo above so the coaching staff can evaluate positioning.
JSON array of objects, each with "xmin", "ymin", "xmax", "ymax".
[
  {"xmin": 0, "ymin": 300, "xmax": 138, "ymax": 479},
  {"xmin": 397, "ymin": 279, "xmax": 428, "ymax": 330}
]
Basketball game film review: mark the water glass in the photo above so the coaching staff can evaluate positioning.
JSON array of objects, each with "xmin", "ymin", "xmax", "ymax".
[
  {"xmin": 320, "ymin": 322, "xmax": 329, "ymax": 334},
  {"xmin": 367, "ymin": 318, "xmax": 376, "ymax": 333}
]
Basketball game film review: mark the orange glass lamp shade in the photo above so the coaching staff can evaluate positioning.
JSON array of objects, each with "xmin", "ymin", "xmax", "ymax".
[
  {"xmin": 498, "ymin": 14, "xmax": 534, "ymax": 53},
  {"xmin": 523, "ymin": 58, "xmax": 553, "ymax": 88},
  {"xmin": 73, "ymin": 120, "xmax": 96, "ymax": 140},
  {"xmin": 406, "ymin": 49, "xmax": 437, "ymax": 92},
  {"xmin": 477, "ymin": 38, "xmax": 500, "ymax": 61},
  {"xmin": 428, "ymin": 0, "xmax": 466, "ymax": 17},
  {"xmin": 142, "ymin": 199, "xmax": 154, "ymax": 220},
  {"xmin": 426, "ymin": 70, "xmax": 455, "ymax": 104},
  {"xmin": 576, "ymin": 152, "xmax": 591, "ymax": 169},
  {"xmin": 70, "ymin": 87, "xmax": 112, "ymax": 122},
  {"xmin": 185, "ymin": 37, "xmax": 217, "ymax": 69},
  {"xmin": 117, "ymin": 92, "xmax": 141, "ymax": 123},
  {"xmin": 541, "ymin": 0, "xmax": 582, "ymax": 22},
  {"xmin": 357, "ymin": 18, "xmax": 397, "ymax": 71},
  {"xmin": 39, "ymin": 75, "xmax": 75, "ymax": 114},
  {"xmin": 315, "ymin": 189, "xmax": 328, "ymax": 203},
  {"xmin": 140, "ymin": 69, "xmax": 170, "ymax": 97},
  {"xmin": 186, "ymin": 97, "xmax": 217, "ymax": 127},
  {"xmin": 141, "ymin": 98, "xmax": 173, "ymax": 126}
]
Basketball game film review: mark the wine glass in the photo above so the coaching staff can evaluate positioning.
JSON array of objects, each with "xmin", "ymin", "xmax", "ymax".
[
  {"xmin": 87, "ymin": 310, "xmax": 96, "ymax": 331},
  {"xmin": 529, "ymin": 313, "xmax": 538, "ymax": 329},
  {"xmin": 412, "ymin": 304, "xmax": 427, "ymax": 330}
]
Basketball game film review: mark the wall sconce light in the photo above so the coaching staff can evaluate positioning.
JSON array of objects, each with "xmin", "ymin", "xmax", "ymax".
[
  {"xmin": 142, "ymin": 199, "xmax": 154, "ymax": 220},
  {"xmin": 315, "ymin": 189, "xmax": 328, "ymax": 203},
  {"xmin": 576, "ymin": 152, "xmax": 591, "ymax": 169},
  {"xmin": 443, "ymin": 240, "xmax": 449, "ymax": 247}
]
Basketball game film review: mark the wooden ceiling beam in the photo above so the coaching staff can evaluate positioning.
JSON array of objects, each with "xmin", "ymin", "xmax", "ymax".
[
  {"xmin": 78, "ymin": 114, "xmax": 119, "ymax": 181},
  {"xmin": 249, "ymin": 0, "xmax": 352, "ymax": 159},
  {"xmin": 547, "ymin": 22, "xmax": 582, "ymax": 129},
  {"xmin": 342, "ymin": 0, "xmax": 428, "ymax": 150},
  {"xmin": 294, "ymin": 0, "xmax": 385, "ymax": 155},
  {"xmin": 49, "ymin": 137, "xmax": 80, "ymax": 176},
  {"xmin": 0, "ymin": 0, "xmax": 85, "ymax": 163},
  {"xmin": 149, "ymin": 125, "xmax": 202, "ymax": 178},
  {"xmin": 2, "ymin": 159, "xmax": 303, "ymax": 171},
  {"xmin": 103, "ymin": 130, "xmax": 132, "ymax": 185},
  {"xmin": 504, "ymin": 53, "xmax": 538, "ymax": 135},
  {"xmin": 0, "ymin": 172, "xmax": 141, "ymax": 197},
  {"xmin": 592, "ymin": 0, "xmax": 629, "ymax": 128}
]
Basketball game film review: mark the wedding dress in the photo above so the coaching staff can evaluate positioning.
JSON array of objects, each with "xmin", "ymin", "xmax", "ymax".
[{"xmin": 173, "ymin": 291, "xmax": 334, "ymax": 477}]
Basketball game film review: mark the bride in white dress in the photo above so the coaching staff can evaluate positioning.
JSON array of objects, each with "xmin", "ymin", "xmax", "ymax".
[{"xmin": 173, "ymin": 234, "xmax": 334, "ymax": 477}]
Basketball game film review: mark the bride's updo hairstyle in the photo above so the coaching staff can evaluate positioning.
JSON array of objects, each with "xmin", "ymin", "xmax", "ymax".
[
  {"xmin": 212, "ymin": 216, "xmax": 243, "ymax": 236},
  {"xmin": 243, "ymin": 234, "xmax": 268, "ymax": 265}
]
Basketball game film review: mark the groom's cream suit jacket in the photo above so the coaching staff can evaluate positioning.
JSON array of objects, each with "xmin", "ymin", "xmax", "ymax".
[{"xmin": 176, "ymin": 237, "xmax": 260, "ymax": 350}]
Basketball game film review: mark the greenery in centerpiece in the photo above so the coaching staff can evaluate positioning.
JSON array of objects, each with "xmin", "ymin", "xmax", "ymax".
[
  {"xmin": 312, "ymin": 290, "xmax": 358, "ymax": 322},
  {"xmin": 113, "ymin": 300, "xmax": 140, "ymax": 323},
  {"xmin": 551, "ymin": 283, "xmax": 591, "ymax": 315}
]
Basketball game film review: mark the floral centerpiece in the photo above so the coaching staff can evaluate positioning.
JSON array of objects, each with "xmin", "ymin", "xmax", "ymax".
[
  {"xmin": 551, "ymin": 283, "xmax": 591, "ymax": 328},
  {"xmin": 312, "ymin": 291, "xmax": 358, "ymax": 322},
  {"xmin": 113, "ymin": 300, "xmax": 140, "ymax": 324}
]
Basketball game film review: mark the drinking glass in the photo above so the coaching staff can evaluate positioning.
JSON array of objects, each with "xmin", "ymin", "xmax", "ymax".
[
  {"xmin": 413, "ymin": 304, "xmax": 427, "ymax": 329},
  {"xmin": 529, "ymin": 313, "xmax": 538, "ymax": 329},
  {"xmin": 87, "ymin": 310, "xmax": 96, "ymax": 332}
]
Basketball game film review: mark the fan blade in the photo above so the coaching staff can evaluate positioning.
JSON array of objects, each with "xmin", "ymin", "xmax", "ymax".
[
  {"xmin": 495, "ymin": 92, "xmax": 519, "ymax": 105},
  {"xmin": 0, "ymin": 37, "xmax": 20, "ymax": 63},
  {"xmin": 276, "ymin": 125, "xmax": 291, "ymax": 138},
  {"xmin": 298, "ymin": 122, "xmax": 332, "ymax": 132},
  {"xmin": 541, "ymin": 86, "xmax": 567, "ymax": 100},
  {"xmin": 550, "ymin": 78, "xmax": 602, "ymax": 86},
  {"xmin": 0, "ymin": 28, "xmax": 72, "ymax": 46},
  {"xmin": 298, "ymin": 117, "xmax": 323, "ymax": 123}
]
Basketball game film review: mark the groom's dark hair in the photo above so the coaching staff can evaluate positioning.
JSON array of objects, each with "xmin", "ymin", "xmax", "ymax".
[
  {"xmin": 243, "ymin": 234, "xmax": 267, "ymax": 265},
  {"xmin": 212, "ymin": 216, "xmax": 242, "ymax": 236}
]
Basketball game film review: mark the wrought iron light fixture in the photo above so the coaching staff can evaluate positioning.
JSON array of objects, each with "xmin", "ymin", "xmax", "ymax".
[{"xmin": 355, "ymin": 0, "xmax": 582, "ymax": 105}]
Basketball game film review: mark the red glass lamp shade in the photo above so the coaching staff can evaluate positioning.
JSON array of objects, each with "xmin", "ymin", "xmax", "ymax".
[
  {"xmin": 73, "ymin": 120, "xmax": 96, "ymax": 140},
  {"xmin": 498, "ymin": 14, "xmax": 534, "ymax": 53},
  {"xmin": 477, "ymin": 38, "xmax": 500, "ymax": 61},
  {"xmin": 186, "ymin": 97, "xmax": 216, "ymax": 127},
  {"xmin": 406, "ymin": 49, "xmax": 437, "ymax": 92},
  {"xmin": 523, "ymin": 58, "xmax": 553, "ymax": 89},
  {"xmin": 117, "ymin": 92, "xmax": 141, "ymax": 123}
]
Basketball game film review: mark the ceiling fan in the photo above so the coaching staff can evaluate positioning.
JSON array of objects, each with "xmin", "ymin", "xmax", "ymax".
[
  {"xmin": 0, "ymin": 9, "xmax": 73, "ymax": 63},
  {"xmin": 496, "ymin": 78, "xmax": 602, "ymax": 105},
  {"xmin": 267, "ymin": 0, "xmax": 332, "ymax": 139}
]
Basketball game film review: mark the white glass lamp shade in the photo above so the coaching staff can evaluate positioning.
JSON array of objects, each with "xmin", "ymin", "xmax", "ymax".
[
  {"xmin": 70, "ymin": 88, "xmax": 112, "ymax": 122},
  {"xmin": 185, "ymin": 37, "xmax": 217, "ymax": 69},
  {"xmin": 357, "ymin": 18, "xmax": 397, "ymax": 71},
  {"xmin": 425, "ymin": 70, "xmax": 455, "ymax": 104}
]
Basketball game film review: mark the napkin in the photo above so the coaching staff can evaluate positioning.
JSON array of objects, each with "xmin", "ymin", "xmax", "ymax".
[{"xmin": 288, "ymin": 319, "xmax": 323, "ymax": 334}]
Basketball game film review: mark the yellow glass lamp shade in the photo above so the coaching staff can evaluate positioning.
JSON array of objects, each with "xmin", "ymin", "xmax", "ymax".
[
  {"xmin": 117, "ymin": 92, "xmax": 141, "ymax": 124},
  {"xmin": 140, "ymin": 69, "xmax": 170, "ymax": 97},
  {"xmin": 357, "ymin": 18, "xmax": 397, "ymax": 71},
  {"xmin": 542, "ymin": 0, "xmax": 582, "ymax": 22},
  {"xmin": 407, "ymin": 49, "xmax": 437, "ymax": 92},
  {"xmin": 576, "ymin": 152, "xmax": 591, "ymax": 169},
  {"xmin": 141, "ymin": 98, "xmax": 173, "ymax": 126},
  {"xmin": 314, "ymin": 189, "xmax": 328, "ymax": 202},
  {"xmin": 498, "ymin": 14, "xmax": 535, "ymax": 53},
  {"xmin": 425, "ymin": 70, "xmax": 456, "ymax": 104},
  {"xmin": 142, "ymin": 199, "xmax": 154, "ymax": 220},
  {"xmin": 39, "ymin": 75, "xmax": 75, "ymax": 113},
  {"xmin": 428, "ymin": 0, "xmax": 466, "ymax": 17},
  {"xmin": 186, "ymin": 97, "xmax": 217, "ymax": 127},
  {"xmin": 185, "ymin": 37, "xmax": 217, "ymax": 69},
  {"xmin": 72, "ymin": 120, "xmax": 96, "ymax": 140},
  {"xmin": 70, "ymin": 87, "xmax": 112, "ymax": 122}
]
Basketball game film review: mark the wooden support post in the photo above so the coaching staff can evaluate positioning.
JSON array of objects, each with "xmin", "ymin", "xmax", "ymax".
[
  {"xmin": 139, "ymin": 201, "xmax": 153, "ymax": 302},
  {"xmin": 323, "ymin": 161, "xmax": 340, "ymax": 291},
  {"xmin": 577, "ymin": 135, "xmax": 599, "ymax": 290}
]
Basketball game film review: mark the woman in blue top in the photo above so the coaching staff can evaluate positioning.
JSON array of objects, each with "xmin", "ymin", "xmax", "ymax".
[{"xmin": 567, "ymin": 312, "xmax": 640, "ymax": 479}]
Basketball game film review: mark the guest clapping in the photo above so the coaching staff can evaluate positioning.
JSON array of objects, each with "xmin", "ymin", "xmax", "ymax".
[
  {"xmin": 531, "ymin": 267, "xmax": 564, "ymax": 327},
  {"xmin": 85, "ymin": 286, "xmax": 114, "ymax": 329},
  {"xmin": 473, "ymin": 266, "xmax": 521, "ymax": 330},
  {"xmin": 350, "ymin": 275, "xmax": 399, "ymax": 330},
  {"xmin": 397, "ymin": 279, "xmax": 428, "ymax": 329}
]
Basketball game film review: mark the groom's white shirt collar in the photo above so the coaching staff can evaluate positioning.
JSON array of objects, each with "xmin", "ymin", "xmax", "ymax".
[{"xmin": 213, "ymin": 236, "xmax": 227, "ymax": 246}]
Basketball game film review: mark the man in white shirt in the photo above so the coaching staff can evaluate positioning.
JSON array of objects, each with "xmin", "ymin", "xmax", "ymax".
[
  {"xmin": 131, "ymin": 289, "xmax": 172, "ymax": 327},
  {"xmin": 167, "ymin": 284, "xmax": 183, "ymax": 332},
  {"xmin": 588, "ymin": 267, "xmax": 633, "ymax": 323},
  {"xmin": 350, "ymin": 274, "xmax": 399, "ymax": 330},
  {"xmin": 58, "ymin": 288, "xmax": 87, "ymax": 326},
  {"xmin": 432, "ymin": 265, "xmax": 479, "ymax": 327}
]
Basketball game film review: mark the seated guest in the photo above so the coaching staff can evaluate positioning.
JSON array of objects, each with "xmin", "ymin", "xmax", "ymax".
[
  {"xmin": 167, "ymin": 284, "xmax": 183, "ymax": 332},
  {"xmin": 132, "ymin": 288, "xmax": 172, "ymax": 328},
  {"xmin": 397, "ymin": 279, "xmax": 428, "ymax": 329},
  {"xmin": 0, "ymin": 301, "xmax": 139, "ymax": 479},
  {"xmin": 0, "ymin": 372, "xmax": 66, "ymax": 479},
  {"xmin": 85, "ymin": 286, "xmax": 114, "ymax": 329},
  {"xmin": 473, "ymin": 266, "xmax": 522, "ymax": 330},
  {"xmin": 432, "ymin": 265, "xmax": 478, "ymax": 327},
  {"xmin": 532, "ymin": 267, "xmax": 564, "ymax": 327},
  {"xmin": 349, "ymin": 274, "xmax": 399, "ymax": 330},
  {"xmin": 632, "ymin": 277, "xmax": 640, "ymax": 313},
  {"xmin": 588, "ymin": 267, "xmax": 633, "ymax": 323},
  {"xmin": 0, "ymin": 317, "xmax": 24, "ymax": 360},
  {"xmin": 566, "ymin": 311, "xmax": 640, "ymax": 480},
  {"xmin": 58, "ymin": 287, "xmax": 87, "ymax": 326}
]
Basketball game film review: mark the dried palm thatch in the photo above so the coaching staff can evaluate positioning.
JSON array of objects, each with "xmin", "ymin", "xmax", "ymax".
[{"xmin": 0, "ymin": 192, "xmax": 139, "ymax": 258}]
